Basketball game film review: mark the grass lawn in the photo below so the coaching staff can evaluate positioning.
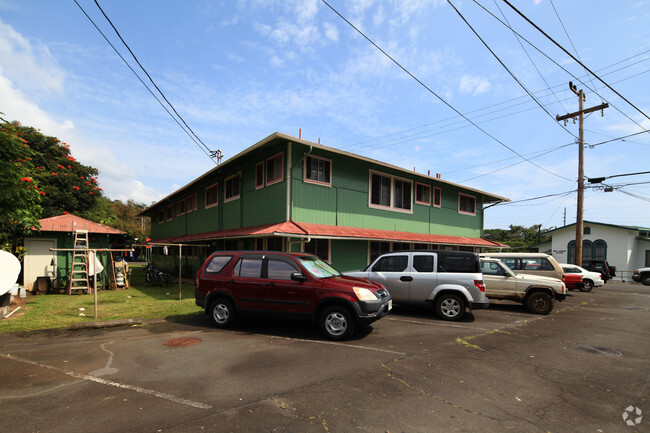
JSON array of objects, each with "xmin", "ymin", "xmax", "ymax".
[{"xmin": 0, "ymin": 265, "xmax": 203, "ymax": 334}]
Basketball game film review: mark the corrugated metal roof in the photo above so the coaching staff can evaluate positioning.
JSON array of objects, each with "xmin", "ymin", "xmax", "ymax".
[
  {"xmin": 152, "ymin": 220, "xmax": 506, "ymax": 248},
  {"xmin": 36, "ymin": 214, "xmax": 126, "ymax": 235}
]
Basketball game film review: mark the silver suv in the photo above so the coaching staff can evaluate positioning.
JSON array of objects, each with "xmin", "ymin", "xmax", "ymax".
[{"xmin": 344, "ymin": 250, "xmax": 488, "ymax": 321}]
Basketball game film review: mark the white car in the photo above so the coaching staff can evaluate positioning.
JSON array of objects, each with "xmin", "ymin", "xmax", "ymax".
[{"xmin": 559, "ymin": 264, "xmax": 604, "ymax": 292}]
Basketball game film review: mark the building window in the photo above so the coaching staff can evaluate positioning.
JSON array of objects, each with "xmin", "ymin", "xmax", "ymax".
[
  {"xmin": 370, "ymin": 173, "xmax": 391, "ymax": 207},
  {"xmin": 205, "ymin": 183, "xmax": 218, "ymax": 208},
  {"xmin": 157, "ymin": 209, "xmax": 164, "ymax": 223},
  {"xmin": 266, "ymin": 153, "xmax": 283, "ymax": 185},
  {"xmin": 177, "ymin": 199, "xmax": 186, "ymax": 216},
  {"xmin": 305, "ymin": 155, "xmax": 331, "ymax": 186},
  {"xmin": 193, "ymin": 192, "xmax": 198, "ymax": 211},
  {"xmin": 185, "ymin": 195, "xmax": 194, "ymax": 213},
  {"xmin": 568, "ymin": 239, "xmax": 608, "ymax": 263},
  {"xmin": 225, "ymin": 175, "xmax": 240, "ymax": 202},
  {"xmin": 256, "ymin": 162, "xmax": 264, "ymax": 189},
  {"xmin": 458, "ymin": 193, "xmax": 476, "ymax": 215},
  {"xmin": 584, "ymin": 226, "xmax": 591, "ymax": 235},
  {"xmin": 433, "ymin": 187, "xmax": 441, "ymax": 207},
  {"xmin": 415, "ymin": 183, "xmax": 430, "ymax": 205},
  {"xmin": 166, "ymin": 205, "xmax": 173, "ymax": 221},
  {"xmin": 369, "ymin": 241, "xmax": 391, "ymax": 263},
  {"xmin": 392, "ymin": 242, "xmax": 411, "ymax": 251},
  {"xmin": 369, "ymin": 171, "xmax": 412, "ymax": 212},
  {"xmin": 593, "ymin": 240, "xmax": 606, "ymax": 260},
  {"xmin": 304, "ymin": 239, "xmax": 330, "ymax": 261}
]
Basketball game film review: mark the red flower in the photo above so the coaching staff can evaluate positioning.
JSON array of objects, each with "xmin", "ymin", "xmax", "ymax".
[
  {"xmin": 89, "ymin": 191, "xmax": 93, "ymax": 195},
  {"xmin": 73, "ymin": 186, "xmax": 80, "ymax": 190},
  {"xmin": 51, "ymin": 173, "xmax": 58, "ymax": 176},
  {"xmin": 40, "ymin": 191, "xmax": 46, "ymax": 196},
  {"xmin": 20, "ymin": 177, "xmax": 32, "ymax": 182}
]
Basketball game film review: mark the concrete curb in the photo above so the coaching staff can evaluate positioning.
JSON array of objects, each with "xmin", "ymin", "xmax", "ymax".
[{"xmin": 69, "ymin": 318, "xmax": 144, "ymax": 331}]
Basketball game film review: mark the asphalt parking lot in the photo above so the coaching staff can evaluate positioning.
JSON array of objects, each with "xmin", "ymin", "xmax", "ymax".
[{"xmin": 1, "ymin": 282, "xmax": 648, "ymax": 433}]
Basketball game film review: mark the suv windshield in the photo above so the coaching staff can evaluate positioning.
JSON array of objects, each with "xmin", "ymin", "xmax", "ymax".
[{"xmin": 297, "ymin": 255, "xmax": 341, "ymax": 279}]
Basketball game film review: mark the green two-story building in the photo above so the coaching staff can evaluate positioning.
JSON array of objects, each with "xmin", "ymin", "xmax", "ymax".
[{"xmin": 142, "ymin": 132, "xmax": 508, "ymax": 275}]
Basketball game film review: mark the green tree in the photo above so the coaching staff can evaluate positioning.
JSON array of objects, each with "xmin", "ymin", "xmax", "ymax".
[
  {"xmin": 0, "ymin": 118, "xmax": 42, "ymax": 256},
  {"xmin": 484, "ymin": 224, "xmax": 549, "ymax": 251}
]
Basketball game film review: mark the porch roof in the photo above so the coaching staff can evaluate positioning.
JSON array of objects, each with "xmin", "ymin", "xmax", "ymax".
[
  {"xmin": 36, "ymin": 214, "xmax": 126, "ymax": 235},
  {"xmin": 152, "ymin": 220, "xmax": 507, "ymax": 248}
]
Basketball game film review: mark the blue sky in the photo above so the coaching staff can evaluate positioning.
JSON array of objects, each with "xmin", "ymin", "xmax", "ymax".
[{"xmin": 1, "ymin": 0, "xmax": 649, "ymax": 230}]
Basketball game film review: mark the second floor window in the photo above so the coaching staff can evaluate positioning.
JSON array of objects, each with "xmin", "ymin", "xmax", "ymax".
[
  {"xmin": 458, "ymin": 193, "xmax": 476, "ymax": 215},
  {"xmin": 205, "ymin": 183, "xmax": 218, "ymax": 208},
  {"xmin": 370, "ymin": 171, "xmax": 412, "ymax": 212},
  {"xmin": 266, "ymin": 153, "xmax": 283, "ymax": 185},
  {"xmin": 305, "ymin": 155, "xmax": 331, "ymax": 185},
  {"xmin": 415, "ymin": 183, "xmax": 430, "ymax": 205},
  {"xmin": 225, "ymin": 175, "xmax": 240, "ymax": 201}
]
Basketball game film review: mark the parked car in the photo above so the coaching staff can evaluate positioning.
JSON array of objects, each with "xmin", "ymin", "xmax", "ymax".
[
  {"xmin": 562, "ymin": 273, "xmax": 584, "ymax": 291},
  {"xmin": 632, "ymin": 267, "xmax": 650, "ymax": 285},
  {"xmin": 344, "ymin": 250, "xmax": 488, "ymax": 321},
  {"xmin": 581, "ymin": 259, "xmax": 617, "ymax": 283},
  {"xmin": 559, "ymin": 263, "xmax": 604, "ymax": 292},
  {"xmin": 479, "ymin": 252, "xmax": 564, "ymax": 280},
  {"xmin": 480, "ymin": 258, "xmax": 566, "ymax": 314},
  {"xmin": 195, "ymin": 251, "xmax": 392, "ymax": 340}
]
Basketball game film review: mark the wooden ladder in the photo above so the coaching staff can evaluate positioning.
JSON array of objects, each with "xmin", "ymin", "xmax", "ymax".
[{"xmin": 68, "ymin": 229, "xmax": 90, "ymax": 294}]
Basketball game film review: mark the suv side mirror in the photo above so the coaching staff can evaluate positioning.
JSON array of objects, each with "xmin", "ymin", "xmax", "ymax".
[{"xmin": 291, "ymin": 272, "xmax": 307, "ymax": 282}]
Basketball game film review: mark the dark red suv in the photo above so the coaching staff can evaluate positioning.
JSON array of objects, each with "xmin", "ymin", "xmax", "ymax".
[{"xmin": 195, "ymin": 251, "xmax": 392, "ymax": 340}]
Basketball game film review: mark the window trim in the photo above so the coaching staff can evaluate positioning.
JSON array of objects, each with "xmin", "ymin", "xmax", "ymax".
[
  {"xmin": 304, "ymin": 154, "xmax": 332, "ymax": 187},
  {"xmin": 224, "ymin": 174, "xmax": 241, "ymax": 203},
  {"xmin": 166, "ymin": 205, "xmax": 173, "ymax": 221},
  {"xmin": 255, "ymin": 161, "xmax": 265, "ymax": 190},
  {"xmin": 368, "ymin": 170, "xmax": 413, "ymax": 214},
  {"xmin": 177, "ymin": 199, "xmax": 186, "ymax": 216},
  {"xmin": 415, "ymin": 182, "xmax": 431, "ymax": 205},
  {"xmin": 205, "ymin": 182, "xmax": 219, "ymax": 209},
  {"xmin": 185, "ymin": 194, "xmax": 194, "ymax": 214},
  {"xmin": 433, "ymin": 187, "xmax": 441, "ymax": 208},
  {"xmin": 458, "ymin": 192, "xmax": 476, "ymax": 216},
  {"xmin": 265, "ymin": 152, "xmax": 284, "ymax": 186}
]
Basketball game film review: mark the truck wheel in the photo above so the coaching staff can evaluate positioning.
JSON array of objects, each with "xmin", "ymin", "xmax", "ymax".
[
  {"xmin": 434, "ymin": 294, "xmax": 466, "ymax": 321},
  {"xmin": 526, "ymin": 292, "xmax": 553, "ymax": 315},
  {"xmin": 580, "ymin": 280, "xmax": 594, "ymax": 292},
  {"xmin": 319, "ymin": 306, "xmax": 356, "ymax": 340},
  {"xmin": 642, "ymin": 274, "xmax": 650, "ymax": 286},
  {"xmin": 209, "ymin": 299, "xmax": 235, "ymax": 328}
]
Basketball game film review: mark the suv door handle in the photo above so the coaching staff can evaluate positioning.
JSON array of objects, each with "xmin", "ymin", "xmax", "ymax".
[{"xmin": 400, "ymin": 276, "xmax": 413, "ymax": 282}]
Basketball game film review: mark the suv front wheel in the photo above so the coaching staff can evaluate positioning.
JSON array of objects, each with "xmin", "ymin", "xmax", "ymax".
[
  {"xmin": 209, "ymin": 298, "xmax": 236, "ymax": 328},
  {"xmin": 525, "ymin": 292, "xmax": 553, "ymax": 315},
  {"xmin": 434, "ymin": 293, "xmax": 466, "ymax": 321},
  {"xmin": 319, "ymin": 306, "xmax": 356, "ymax": 340}
]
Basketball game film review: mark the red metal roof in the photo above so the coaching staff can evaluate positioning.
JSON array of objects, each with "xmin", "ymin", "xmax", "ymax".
[
  {"xmin": 36, "ymin": 214, "xmax": 126, "ymax": 235},
  {"xmin": 153, "ymin": 220, "xmax": 505, "ymax": 248}
]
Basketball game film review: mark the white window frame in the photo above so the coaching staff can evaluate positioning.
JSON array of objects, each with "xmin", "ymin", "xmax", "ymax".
[
  {"xmin": 224, "ymin": 174, "xmax": 241, "ymax": 203},
  {"xmin": 255, "ymin": 162, "xmax": 265, "ymax": 190},
  {"xmin": 205, "ymin": 182, "xmax": 219, "ymax": 209},
  {"xmin": 433, "ymin": 187, "xmax": 441, "ymax": 208},
  {"xmin": 265, "ymin": 153, "xmax": 284, "ymax": 186},
  {"xmin": 415, "ymin": 182, "xmax": 431, "ymax": 205},
  {"xmin": 368, "ymin": 170, "xmax": 413, "ymax": 214},
  {"xmin": 304, "ymin": 155, "xmax": 332, "ymax": 187},
  {"xmin": 458, "ymin": 192, "xmax": 476, "ymax": 216}
]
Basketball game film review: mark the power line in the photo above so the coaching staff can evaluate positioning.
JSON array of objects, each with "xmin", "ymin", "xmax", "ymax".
[
  {"xmin": 446, "ymin": 0, "xmax": 578, "ymax": 138},
  {"xmin": 501, "ymin": 0, "xmax": 650, "ymax": 123},
  {"xmin": 473, "ymin": 0, "xmax": 648, "ymax": 132},
  {"xmin": 321, "ymin": 0, "xmax": 572, "ymax": 181},
  {"xmin": 72, "ymin": 0, "xmax": 216, "ymax": 163}
]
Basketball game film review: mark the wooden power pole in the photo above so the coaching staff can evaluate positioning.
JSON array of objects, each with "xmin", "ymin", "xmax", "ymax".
[{"xmin": 556, "ymin": 82, "xmax": 608, "ymax": 266}]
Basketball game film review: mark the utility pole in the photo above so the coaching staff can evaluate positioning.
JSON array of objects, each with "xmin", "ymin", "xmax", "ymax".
[{"xmin": 556, "ymin": 82, "xmax": 608, "ymax": 266}]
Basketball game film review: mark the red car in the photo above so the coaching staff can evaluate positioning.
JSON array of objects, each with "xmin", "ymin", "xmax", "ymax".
[
  {"xmin": 195, "ymin": 251, "xmax": 392, "ymax": 340},
  {"xmin": 563, "ymin": 273, "xmax": 584, "ymax": 291}
]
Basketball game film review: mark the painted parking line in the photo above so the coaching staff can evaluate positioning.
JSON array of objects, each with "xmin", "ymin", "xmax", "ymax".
[
  {"xmin": 1, "ymin": 353, "xmax": 212, "ymax": 410},
  {"xmin": 384, "ymin": 316, "xmax": 496, "ymax": 332},
  {"xmin": 257, "ymin": 334, "xmax": 407, "ymax": 355}
]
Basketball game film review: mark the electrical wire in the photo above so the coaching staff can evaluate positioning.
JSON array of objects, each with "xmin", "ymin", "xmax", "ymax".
[
  {"xmin": 501, "ymin": 0, "xmax": 650, "ymax": 123},
  {"xmin": 321, "ymin": 0, "xmax": 572, "ymax": 181},
  {"xmin": 446, "ymin": 0, "xmax": 578, "ymax": 139},
  {"xmin": 72, "ymin": 0, "xmax": 216, "ymax": 163}
]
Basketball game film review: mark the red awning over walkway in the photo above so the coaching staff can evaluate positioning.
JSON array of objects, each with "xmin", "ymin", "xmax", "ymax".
[{"xmin": 153, "ymin": 221, "xmax": 506, "ymax": 248}]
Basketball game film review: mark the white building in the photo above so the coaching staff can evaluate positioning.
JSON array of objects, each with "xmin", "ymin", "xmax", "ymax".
[{"xmin": 536, "ymin": 221, "xmax": 650, "ymax": 281}]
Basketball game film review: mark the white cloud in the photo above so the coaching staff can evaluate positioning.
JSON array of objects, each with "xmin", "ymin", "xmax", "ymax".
[
  {"xmin": 459, "ymin": 75, "xmax": 491, "ymax": 96},
  {"xmin": 323, "ymin": 22, "xmax": 339, "ymax": 42}
]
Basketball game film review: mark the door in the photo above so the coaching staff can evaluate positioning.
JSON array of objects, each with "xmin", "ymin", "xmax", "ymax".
[
  {"xmin": 409, "ymin": 253, "xmax": 438, "ymax": 302},
  {"xmin": 24, "ymin": 239, "xmax": 56, "ymax": 291},
  {"xmin": 263, "ymin": 255, "xmax": 316, "ymax": 313},
  {"xmin": 481, "ymin": 260, "xmax": 518, "ymax": 299},
  {"xmin": 367, "ymin": 254, "xmax": 410, "ymax": 302}
]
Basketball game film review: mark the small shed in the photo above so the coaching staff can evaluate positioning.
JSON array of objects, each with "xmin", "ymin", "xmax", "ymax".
[{"xmin": 23, "ymin": 214, "xmax": 127, "ymax": 292}]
